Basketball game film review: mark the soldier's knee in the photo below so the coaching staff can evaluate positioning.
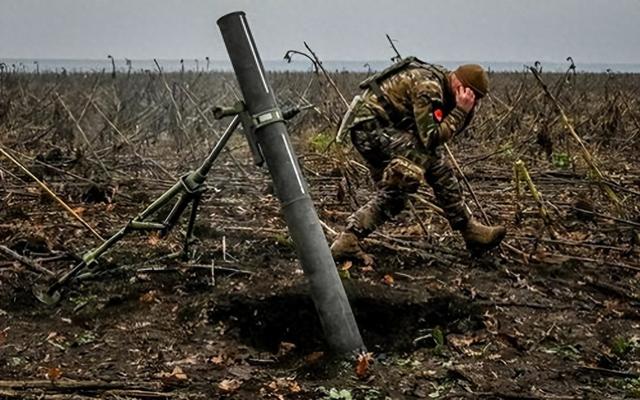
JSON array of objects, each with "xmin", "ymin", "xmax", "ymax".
[{"xmin": 381, "ymin": 157, "xmax": 424, "ymax": 193}]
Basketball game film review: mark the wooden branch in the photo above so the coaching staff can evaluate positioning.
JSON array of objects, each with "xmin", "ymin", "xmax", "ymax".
[
  {"xmin": 0, "ymin": 379, "xmax": 164, "ymax": 391},
  {"xmin": 106, "ymin": 389, "xmax": 175, "ymax": 399},
  {"xmin": 444, "ymin": 144, "xmax": 491, "ymax": 224},
  {"xmin": 55, "ymin": 93, "xmax": 110, "ymax": 176},
  {"xmin": 91, "ymin": 100, "xmax": 176, "ymax": 181},
  {"xmin": 0, "ymin": 245, "xmax": 55, "ymax": 276},
  {"xmin": 0, "ymin": 146, "xmax": 105, "ymax": 241},
  {"xmin": 577, "ymin": 365, "xmax": 639, "ymax": 379},
  {"xmin": 138, "ymin": 264, "xmax": 253, "ymax": 276},
  {"xmin": 448, "ymin": 390, "xmax": 581, "ymax": 400},
  {"xmin": 152, "ymin": 59, "xmax": 197, "ymax": 158},
  {"xmin": 443, "ymin": 144, "xmax": 527, "ymax": 259},
  {"xmin": 0, "ymin": 389, "xmax": 174, "ymax": 399},
  {"xmin": 511, "ymin": 235, "xmax": 638, "ymax": 254},
  {"xmin": 572, "ymin": 206, "xmax": 640, "ymax": 228},
  {"xmin": 303, "ymin": 42, "xmax": 349, "ymax": 109},
  {"xmin": 529, "ymin": 67, "xmax": 622, "ymax": 208},
  {"xmin": 514, "ymin": 159, "xmax": 558, "ymax": 239}
]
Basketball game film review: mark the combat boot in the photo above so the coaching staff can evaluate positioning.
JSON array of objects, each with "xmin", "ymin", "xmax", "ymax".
[
  {"xmin": 460, "ymin": 218, "xmax": 506, "ymax": 254},
  {"xmin": 330, "ymin": 231, "xmax": 375, "ymax": 265}
]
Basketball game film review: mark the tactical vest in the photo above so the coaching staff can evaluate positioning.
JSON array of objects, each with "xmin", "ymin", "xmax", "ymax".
[{"xmin": 358, "ymin": 56, "xmax": 448, "ymax": 125}]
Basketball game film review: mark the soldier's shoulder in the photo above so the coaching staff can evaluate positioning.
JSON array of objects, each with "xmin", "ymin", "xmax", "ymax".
[
  {"xmin": 403, "ymin": 67, "xmax": 444, "ymax": 97},
  {"xmin": 396, "ymin": 66, "xmax": 438, "ymax": 83}
]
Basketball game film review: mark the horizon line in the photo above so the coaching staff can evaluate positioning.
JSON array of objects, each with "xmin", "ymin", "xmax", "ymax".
[{"xmin": 2, "ymin": 57, "xmax": 640, "ymax": 66}]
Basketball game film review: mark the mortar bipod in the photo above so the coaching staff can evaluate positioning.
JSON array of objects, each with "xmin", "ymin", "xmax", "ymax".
[{"xmin": 34, "ymin": 102, "xmax": 309, "ymax": 305}]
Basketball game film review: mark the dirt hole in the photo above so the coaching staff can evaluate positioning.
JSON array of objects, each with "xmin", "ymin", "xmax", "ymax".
[{"xmin": 209, "ymin": 289, "xmax": 483, "ymax": 354}]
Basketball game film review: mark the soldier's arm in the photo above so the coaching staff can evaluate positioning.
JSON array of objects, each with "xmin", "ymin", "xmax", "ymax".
[{"xmin": 411, "ymin": 79, "xmax": 469, "ymax": 148}]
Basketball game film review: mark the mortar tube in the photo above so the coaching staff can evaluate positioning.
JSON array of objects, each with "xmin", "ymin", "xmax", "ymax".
[{"xmin": 217, "ymin": 11, "xmax": 365, "ymax": 355}]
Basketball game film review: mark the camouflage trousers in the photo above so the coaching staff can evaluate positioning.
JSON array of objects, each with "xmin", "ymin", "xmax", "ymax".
[{"xmin": 346, "ymin": 119, "xmax": 471, "ymax": 237}]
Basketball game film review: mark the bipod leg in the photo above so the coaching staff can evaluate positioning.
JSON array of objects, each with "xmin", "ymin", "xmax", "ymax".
[
  {"xmin": 181, "ymin": 192, "xmax": 203, "ymax": 259},
  {"xmin": 34, "ymin": 115, "xmax": 242, "ymax": 305},
  {"xmin": 35, "ymin": 183, "xmax": 184, "ymax": 305},
  {"xmin": 161, "ymin": 193, "xmax": 192, "ymax": 237},
  {"xmin": 160, "ymin": 175, "xmax": 207, "ymax": 237}
]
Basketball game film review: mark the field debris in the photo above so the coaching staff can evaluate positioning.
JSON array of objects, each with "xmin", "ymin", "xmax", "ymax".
[{"xmin": 1, "ymin": 63, "xmax": 639, "ymax": 398}]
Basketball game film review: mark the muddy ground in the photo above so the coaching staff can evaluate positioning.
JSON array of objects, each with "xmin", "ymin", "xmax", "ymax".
[{"xmin": 1, "ymin": 70, "xmax": 640, "ymax": 399}]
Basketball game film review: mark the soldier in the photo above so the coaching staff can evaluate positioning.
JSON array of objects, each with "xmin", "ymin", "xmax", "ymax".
[{"xmin": 331, "ymin": 59, "xmax": 506, "ymax": 264}]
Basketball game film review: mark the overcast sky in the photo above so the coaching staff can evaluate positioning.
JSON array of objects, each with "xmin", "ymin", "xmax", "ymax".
[{"xmin": 1, "ymin": 0, "xmax": 639, "ymax": 63}]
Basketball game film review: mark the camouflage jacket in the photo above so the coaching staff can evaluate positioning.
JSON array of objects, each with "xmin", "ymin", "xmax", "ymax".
[{"xmin": 356, "ymin": 63, "xmax": 472, "ymax": 149}]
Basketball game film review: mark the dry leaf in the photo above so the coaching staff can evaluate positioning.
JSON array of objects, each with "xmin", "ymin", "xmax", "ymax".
[
  {"xmin": 45, "ymin": 367, "xmax": 62, "ymax": 382},
  {"xmin": 304, "ymin": 351, "xmax": 324, "ymax": 365},
  {"xmin": 483, "ymin": 311, "xmax": 499, "ymax": 335},
  {"xmin": 166, "ymin": 355, "xmax": 198, "ymax": 365},
  {"xmin": 360, "ymin": 265, "xmax": 375, "ymax": 273},
  {"xmin": 340, "ymin": 261, "xmax": 353, "ymax": 271},
  {"xmin": 265, "ymin": 378, "xmax": 301, "ymax": 394},
  {"xmin": 278, "ymin": 341, "xmax": 296, "ymax": 356},
  {"xmin": 289, "ymin": 380, "xmax": 301, "ymax": 393},
  {"xmin": 148, "ymin": 233, "xmax": 160, "ymax": 246},
  {"xmin": 71, "ymin": 207, "xmax": 85, "ymax": 216},
  {"xmin": 157, "ymin": 366, "xmax": 188, "ymax": 384},
  {"xmin": 218, "ymin": 378, "xmax": 241, "ymax": 392},
  {"xmin": 448, "ymin": 334, "xmax": 477, "ymax": 349},
  {"xmin": 382, "ymin": 274, "xmax": 394, "ymax": 286},
  {"xmin": 171, "ymin": 366, "xmax": 188, "ymax": 380},
  {"xmin": 448, "ymin": 334, "xmax": 486, "ymax": 356},
  {"xmin": 209, "ymin": 354, "xmax": 225, "ymax": 366},
  {"xmin": 139, "ymin": 290, "xmax": 158, "ymax": 304},
  {"xmin": 355, "ymin": 352, "xmax": 373, "ymax": 378}
]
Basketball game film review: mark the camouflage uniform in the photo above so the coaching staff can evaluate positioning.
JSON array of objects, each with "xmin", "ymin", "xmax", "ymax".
[{"xmin": 345, "ymin": 62, "xmax": 473, "ymax": 238}]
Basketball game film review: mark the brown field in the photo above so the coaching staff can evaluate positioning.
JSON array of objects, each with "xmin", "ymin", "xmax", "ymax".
[{"xmin": 1, "ymin": 67, "xmax": 640, "ymax": 399}]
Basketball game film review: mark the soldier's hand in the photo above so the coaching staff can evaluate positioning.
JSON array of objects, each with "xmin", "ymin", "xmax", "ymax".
[{"xmin": 456, "ymin": 86, "xmax": 476, "ymax": 113}]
